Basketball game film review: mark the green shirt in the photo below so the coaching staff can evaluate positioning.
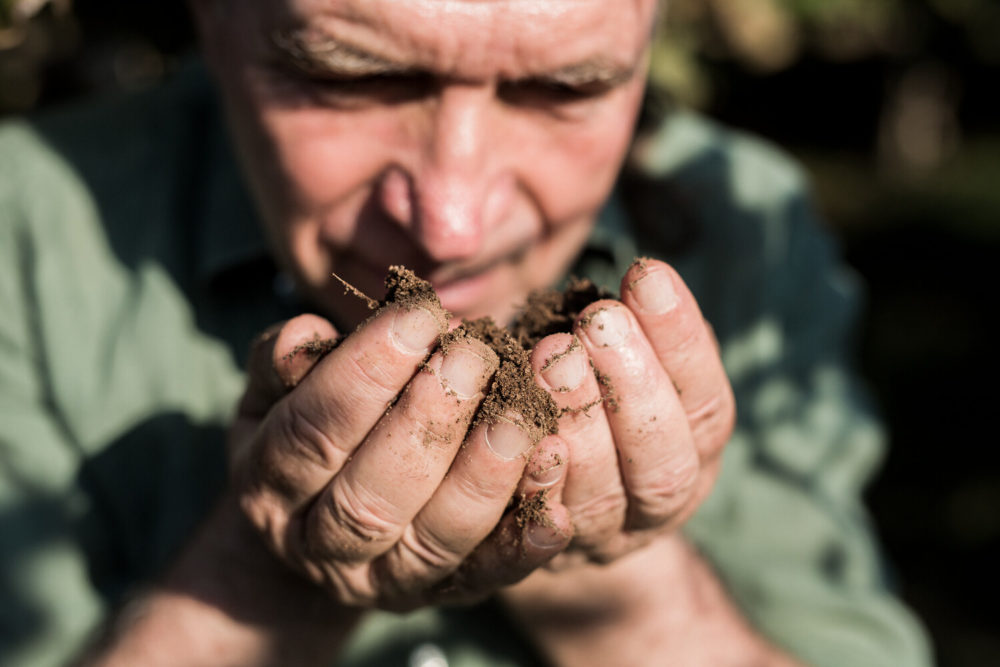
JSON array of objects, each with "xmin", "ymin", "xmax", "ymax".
[{"xmin": 0, "ymin": 63, "xmax": 931, "ymax": 666}]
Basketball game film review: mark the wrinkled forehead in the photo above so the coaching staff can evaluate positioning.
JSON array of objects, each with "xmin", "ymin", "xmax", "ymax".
[{"xmin": 238, "ymin": 0, "xmax": 658, "ymax": 79}]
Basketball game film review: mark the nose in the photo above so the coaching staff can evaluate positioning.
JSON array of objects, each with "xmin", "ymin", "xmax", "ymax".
[{"xmin": 378, "ymin": 85, "xmax": 510, "ymax": 263}]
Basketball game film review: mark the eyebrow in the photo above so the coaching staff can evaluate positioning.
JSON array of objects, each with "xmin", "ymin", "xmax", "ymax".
[
  {"xmin": 272, "ymin": 29, "xmax": 415, "ymax": 77},
  {"xmin": 271, "ymin": 28, "xmax": 636, "ymax": 87}
]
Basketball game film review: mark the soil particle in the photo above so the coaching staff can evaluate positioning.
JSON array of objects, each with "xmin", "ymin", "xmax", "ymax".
[
  {"xmin": 626, "ymin": 256, "xmax": 652, "ymax": 290},
  {"xmin": 284, "ymin": 333, "xmax": 340, "ymax": 362},
  {"xmin": 514, "ymin": 489, "xmax": 554, "ymax": 532},
  {"xmin": 593, "ymin": 366, "xmax": 620, "ymax": 412}
]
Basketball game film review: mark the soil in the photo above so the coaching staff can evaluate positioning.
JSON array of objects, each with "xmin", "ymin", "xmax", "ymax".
[
  {"xmin": 286, "ymin": 266, "xmax": 447, "ymax": 364},
  {"xmin": 514, "ymin": 488, "xmax": 554, "ymax": 532},
  {"xmin": 442, "ymin": 317, "xmax": 559, "ymax": 443},
  {"xmin": 285, "ymin": 333, "xmax": 340, "ymax": 361},
  {"xmin": 509, "ymin": 277, "xmax": 612, "ymax": 348},
  {"xmin": 380, "ymin": 265, "xmax": 444, "ymax": 313},
  {"xmin": 332, "ymin": 265, "xmax": 618, "ymax": 439}
]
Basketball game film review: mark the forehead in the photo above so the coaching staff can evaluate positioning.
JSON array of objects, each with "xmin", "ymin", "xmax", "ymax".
[{"xmin": 252, "ymin": 0, "xmax": 656, "ymax": 78}]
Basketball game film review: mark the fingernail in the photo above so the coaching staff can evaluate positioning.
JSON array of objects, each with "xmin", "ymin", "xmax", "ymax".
[
  {"xmin": 485, "ymin": 418, "xmax": 533, "ymax": 460},
  {"xmin": 440, "ymin": 348, "xmax": 491, "ymax": 399},
  {"xmin": 390, "ymin": 306, "xmax": 442, "ymax": 355},
  {"xmin": 525, "ymin": 521, "xmax": 565, "ymax": 549},
  {"xmin": 540, "ymin": 339, "xmax": 585, "ymax": 392},
  {"xmin": 582, "ymin": 306, "xmax": 630, "ymax": 348},
  {"xmin": 630, "ymin": 270, "xmax": 678, "ymax": 315},
  {"xmin": 530, "ymin": 455, "xmax": 564, "ymax": 487}
]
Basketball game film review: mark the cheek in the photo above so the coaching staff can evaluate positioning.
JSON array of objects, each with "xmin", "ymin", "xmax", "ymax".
[
  {"xmin": 522, "ymin": 91, "xmax": 643, "ymax": 224},
  {"xmin": 260, "ymin": 110, "xmax": 395, "ymax": 217}
]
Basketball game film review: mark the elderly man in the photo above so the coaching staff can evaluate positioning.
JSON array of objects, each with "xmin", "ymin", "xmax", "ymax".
[{"xmin": 0, "ymin": 0, "xmax": 930, "ymax": 665}]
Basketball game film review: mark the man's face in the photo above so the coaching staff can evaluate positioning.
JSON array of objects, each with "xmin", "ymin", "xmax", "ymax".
[{"xmin": 197, "ymin": 0, "xmax": 656, "ymax": 326}]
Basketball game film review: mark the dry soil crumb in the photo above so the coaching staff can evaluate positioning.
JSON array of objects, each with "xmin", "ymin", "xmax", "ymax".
[
  {"xmin": 593, "ymin": 366, "xmax": 620, "ymax": 412},
  {"xmin": 514, "ymin": 489, "xmax": 554, "ymax": 532},
  {"xmin": 284, "ymin": 333, "xmax": 340, "ymax": 361}
]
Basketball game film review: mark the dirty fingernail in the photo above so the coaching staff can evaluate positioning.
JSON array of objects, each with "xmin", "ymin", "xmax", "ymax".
[
  {"xmin": 530, "ymin": 455, "xmax": 564, "ymax": 487},
  {"xmin": 390, "ymin": 306, "xmax": 441, "ymax": 355},
  {"xmin": 582, "ymin": 306, "xmax": 630, "ymax": 348},
  {"xmin": 440, "ymin": 347, "xmax": 492, "ymax": 399},
  {"xmin": 630, "ymin": 270, "xmax": 678, "ymax": 315},
  {"xmin": 485, "ymin": 418, "xmax": 533, "ymax": 461},
  {"xmin": 540, "ymin": 339, "xmax": 586, "ymax": 392},
  {"xmin": 525, "ymin": 521, "xmax": 565, "ymax": 549}
]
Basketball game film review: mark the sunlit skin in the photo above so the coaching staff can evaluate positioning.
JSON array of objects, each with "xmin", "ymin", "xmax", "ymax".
[
  {"xmin": 87, "ymin": 1, "xmax": 795, "ymax": 664},
  {"xmin": 200, "ymin": 0, "xmax": 652, "ymax": 326}
]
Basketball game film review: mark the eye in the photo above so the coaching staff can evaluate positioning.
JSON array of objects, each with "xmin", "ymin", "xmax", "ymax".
[
  {"xmin": 292, "ymin": 69, "xmax": 437, "ymax": 106},
  {"xmin": 498, "ymin": 78, "xmax": 611, "ymax": 108}
]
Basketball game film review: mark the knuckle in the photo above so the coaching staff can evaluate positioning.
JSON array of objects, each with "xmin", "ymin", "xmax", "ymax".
[
  {"xmin": 238, "ymin": 489, "xmax": 289, "ymax": 555},
  {"xmin": 320, "ymin": 479, "xmax": 399, "ymax": 552},
  {"xmin": 452, "ymin": 466, "xmax": 513, "ymax": 502},
  {"xmin": 568, "ymin": 489, "xmax": 627, "ymax": 535},
  {"xmin": 346, "ymin": 352, "xmax": 404, "ymax": 401},
  {"xmin": 302, "ymin": 559, "xmax": 378, "ymax": 607},
  {"xmin": 405, "ymin": 399, "xmax": 464, "ymax": 453},
  {"xmin": 399, "ymin": 524, "xmax": 464, "ymax": 574},
  {"xmin": 627, "ymin": 457, "xmax": 700, "ymax": 529},
  {"xmin": 687, "ymin": 388, "xmax": 736, "ymax": 455},
  {"xmin": 273, "ymin": 399, "xmax": 345, "ymax": 470}
]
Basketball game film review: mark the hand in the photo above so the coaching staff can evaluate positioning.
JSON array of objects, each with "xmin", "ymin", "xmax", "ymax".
[
  {"xmin": 228, "ymin": 302, "xmax": 573, "ymax": 612},
  {"xmin": 523, "ymin": 258, "xmax": 735, "ymax": 565}
]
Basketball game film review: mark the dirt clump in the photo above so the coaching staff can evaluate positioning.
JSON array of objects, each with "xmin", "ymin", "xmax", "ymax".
[
  {"xmin": 443, "ymin": 317, "xmax": 559, "ymax": 443},
  {"xmin": 510, "ymin": 277, "xmax": 612, "ymax": 348},
  {"xmin": 381, "ymin": 265, "xmax": 443, "ymax": 311}
]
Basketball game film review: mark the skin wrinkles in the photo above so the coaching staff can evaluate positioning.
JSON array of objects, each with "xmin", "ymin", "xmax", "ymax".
[{"xmin": 270, "ymin": 27, "xmax": 640, "ymax": 92}]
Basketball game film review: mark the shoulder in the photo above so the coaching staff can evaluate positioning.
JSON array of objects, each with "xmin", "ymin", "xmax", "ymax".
[
  {"xmin": 633, "ymin": 110, "xmax": 808, "ymax": 207},
  {"xmin": 0, "ymin": 61, "xmax": 215, "ymax": 249}
]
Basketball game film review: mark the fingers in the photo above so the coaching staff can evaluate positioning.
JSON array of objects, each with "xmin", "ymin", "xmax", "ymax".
[
  {"xmin": 431, "ymin": 489, "xmax": 573, "ymax": 609},
  {"xmin": 530, "ymin": 334, "xmax": 626, "ymax": 548},
  {"xmin": 574, "ymin": 300, "xmax": 700, "ymax": 531},
  {"xmin": 519, "ymin": 434, "xmax": 570, "ymax": 496},
  {"xmin": 375, "ymin": 417, "xmax": 558, "ymax": 597},
  {"xmin": 239, "ymin": 314, "xmax": 340, "ymax": 420},
  {"xmin": 238, "ymin": 302, "xmax": 446, "ymax": 540},
  {"xmin": 303, "ymin": 338, "xmax": 499, "ymax": 564},
  {"xmin": 619, "ymin": 259, "xmax": 735, "ymax": 458}
]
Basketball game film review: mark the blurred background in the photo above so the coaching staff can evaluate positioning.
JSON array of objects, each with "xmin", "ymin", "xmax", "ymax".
[{"xmin": 2, "ymin": 0, "xmax": 997, "ymax": 664}]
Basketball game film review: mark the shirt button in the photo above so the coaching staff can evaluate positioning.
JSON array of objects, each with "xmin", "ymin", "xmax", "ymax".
[{"xmin": 409, "ymin": 642, "xmax": 449, "ymax": 667}]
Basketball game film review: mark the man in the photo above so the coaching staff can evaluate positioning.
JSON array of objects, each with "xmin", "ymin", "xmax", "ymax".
[{"xmin": 0, "ymin": 0, "xmax": 931, "ymax": 665}]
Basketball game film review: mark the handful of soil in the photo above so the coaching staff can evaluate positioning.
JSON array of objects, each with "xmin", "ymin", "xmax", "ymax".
[
  {"xmin": 373, "ymin": 267, "xmax": 612, "ymax": 440},
  {"xmin": 375, "ymin": 267, "xmax": 613, "ymax": 536}
]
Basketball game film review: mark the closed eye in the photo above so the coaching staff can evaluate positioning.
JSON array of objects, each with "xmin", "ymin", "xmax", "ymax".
[{"xmin": 498, "ymin": 77, "xmax": 617, "ymax": 109}]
